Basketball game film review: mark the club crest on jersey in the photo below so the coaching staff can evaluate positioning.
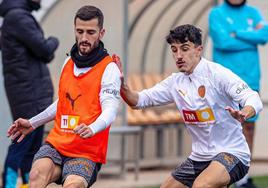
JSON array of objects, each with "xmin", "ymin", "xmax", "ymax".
[
  {"xmin": 61, "ymin": 115, "xmax": 80, "ymax": 129},
  {"xmin": 182, "ymin": 108, "xmax": 215, "ymax": 124},
  {"xmin": 198, "ymin": 85, "xmax": 206, "ymax": 98}
]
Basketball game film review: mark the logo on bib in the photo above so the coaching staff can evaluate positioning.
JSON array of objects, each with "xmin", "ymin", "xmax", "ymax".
[
  {"xmin": 182, "ymin": 108, "xmax": 215, "ymax": 124},
  {"xmin": 61, "ymin": 115, "xmax": 80, "ymax": 129}
]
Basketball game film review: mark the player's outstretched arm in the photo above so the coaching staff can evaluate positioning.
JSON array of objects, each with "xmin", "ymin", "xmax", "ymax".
[{"xmin": 112, "ymin": 54, "xmax": 139, "ymax": 108}]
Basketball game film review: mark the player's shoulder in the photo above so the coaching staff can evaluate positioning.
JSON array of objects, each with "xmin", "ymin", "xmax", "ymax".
[
  {"xmin": 103, "ymin": 62, "xmax": 121, "ymax": 78},
  {"xmin": 106, "ymin": 61, "xmax": 120, "ymax": 71},
  {"xmin": 201, "ymin": 58, "xmax": 230, "ymax": 78}
]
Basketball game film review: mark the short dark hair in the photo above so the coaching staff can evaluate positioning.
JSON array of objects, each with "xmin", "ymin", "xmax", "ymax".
[
  {"xmin": 74, "ymin": 5, "xmax": 104, "ymax": 28},
  {"xmin": 166, "ymin": 24, "xmax": 202, "ymax": 46}
]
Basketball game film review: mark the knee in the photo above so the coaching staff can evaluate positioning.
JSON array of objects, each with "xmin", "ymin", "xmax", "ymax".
[
  {"xmin": 29, "ymin": 169, "xmax": 39, "ymax": 182},
  {"xmin": 160, "ymin": 175, "xmax": 182, "ymax": 188},
  {"xmin": 63, "ymin": 182, "xmax": 85, "ymax": 188},
  {"xmin": 29, "ymin": 169, "xmax": 41, "ymax": 187},
  {"xmin": 160, "ymin": 180, "xmax": 171, "ymax": 188}
]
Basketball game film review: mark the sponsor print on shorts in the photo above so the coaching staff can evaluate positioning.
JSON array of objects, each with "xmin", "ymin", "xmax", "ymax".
[
  {"xmin": 61, "ymin": 115, "xmax": 80, "ymax": 129},
  {"xmin": 182, "ymin": 108, "xmax": 215, "ymax": 124}
]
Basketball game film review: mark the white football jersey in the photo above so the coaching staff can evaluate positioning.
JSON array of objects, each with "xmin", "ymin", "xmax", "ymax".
[{"xmin": 137, "ymin": 58, "xmax": 263, "ymax": 166}]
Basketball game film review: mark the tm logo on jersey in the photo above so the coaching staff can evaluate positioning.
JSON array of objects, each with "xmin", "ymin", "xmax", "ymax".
[
  {"xmin": 182, "ymin": 108, "xmax": 215, "ymax": 123},
  {"xmin": 61, "ymin": 115, "xmax": 80, "ymax": 129}
]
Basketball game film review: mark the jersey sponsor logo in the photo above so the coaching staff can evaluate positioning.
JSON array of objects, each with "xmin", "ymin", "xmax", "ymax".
[
  {"xmin": 61, "ymin": 115, "xmax": 80, "ymax": 129},
  {"xmin": 182, "ymin": 108, "xmax": 215, "ymax": 123},
  {"xmin": 235, "ymin": 83, "xmax": 249, "ymax": 94},
  {"xmin": 102, "ymin": 88, "xmax": 120, "ymax": 98}
]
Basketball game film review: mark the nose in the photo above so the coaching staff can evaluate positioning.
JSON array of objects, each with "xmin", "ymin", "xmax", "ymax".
[
  {"xmin": 175, "ymin": 51, "xmax": 183, "ymax": 60},
  {"xmin": 81, "ymin": 33, "xmax": 88, "ymax": 42}
]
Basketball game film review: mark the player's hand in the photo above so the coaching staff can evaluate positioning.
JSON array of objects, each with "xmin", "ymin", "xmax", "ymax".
[
  {"xmin": 112, "ymin": 54, "xmax": 126, "ymax": 89},
  {"xmin": 112, "ymin": 54, "xmax": 124, "ymax": 81},
  {"xmin": 230, "ymin": 32, "xmax": 236, "ymax": 38},
  {"xmin": 225, "ymin": 106, "xmax": 246, "ymax": 123},
  {"xmin": 112, "ymin": 54, "xmax": 123, "ymax": 75},
  {"xmin": 73, "ymin": 123, "xmax": 94, "ymax": 138},
  {"xmin": 255, "ymin": 23, "xmax": 264, "ymax": 30},
  {"xmin": 7, "ymin": 118, "xmax": 34, "ymax": 142}
]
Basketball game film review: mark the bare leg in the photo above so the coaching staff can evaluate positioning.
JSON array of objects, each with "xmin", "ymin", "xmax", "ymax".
[
  {"xmin": 234, "ymin": 122, "xmax": 256, "ymax": 187},
  {"xmin": 242, "ymin": 122, "xmax": 255, "ymax": 152},
  {"xmin": 63, "ymin": 174, "xmax": 87, "ymax": 188},
  {"xmin": 192, "ymin": 161, "xmax": 230, "ymax": 188},
  {"xmin": 160, "ymin": 175, "xmax": 187, "ymax": 188},
  {"xmin": 29, "ymin": 158, "xmax": 61, "ymax": 188}
]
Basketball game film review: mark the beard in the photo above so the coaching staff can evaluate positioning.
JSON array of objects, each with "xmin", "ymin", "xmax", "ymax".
[{"xmin": 76, "ymin": 39, "xmax": 100, "ymax": 56}]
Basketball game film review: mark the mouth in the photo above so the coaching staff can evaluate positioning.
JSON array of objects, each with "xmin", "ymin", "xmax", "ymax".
[
  {"xmin": 78, "ymin": 43, "xmax": 92, "ymax": 55},
  {"xmin": 176, "ymin": 60, "xmax": 185, "ymax": 68},
  {"xmin": 79, "ymin": 42, "xmax": 91, "ymax": 48},
  {"xmin": 80, "ymin": 45, "xmax": 90, "ymax": 49}
]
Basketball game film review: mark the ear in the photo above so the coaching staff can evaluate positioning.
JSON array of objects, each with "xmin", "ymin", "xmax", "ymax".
[
  {"xmin": 99, "ymin": 28, "xmax": 105, "ymax": 40},
  {"xmin": 196, "ymin": 45, "xmax": 203, "ymax": 57}
]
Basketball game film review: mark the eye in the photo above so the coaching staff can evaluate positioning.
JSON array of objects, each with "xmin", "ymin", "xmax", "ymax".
[
  {"xmin": 181, "ymin": 48, "xmax": 188, "ymax": 52},
  {"xmin": 87, "ymin": 30, "xmax": 96, "ymax": 35},
  {"xmin": 171, "ymin": 47, "xmax": 177, "ymax": 53},
  {"xmin": 76, "ymin": 29, "xmax": 83, "ymax": 34}
]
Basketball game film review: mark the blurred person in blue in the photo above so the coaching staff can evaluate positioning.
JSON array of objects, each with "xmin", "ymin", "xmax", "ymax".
[
  {"xmin": 209, "ymin": 0, "xmax": 268, "ymax": 187},
  {"xmin": 0, "ymin": 0, "xmax": 59, "ymax": 187}
]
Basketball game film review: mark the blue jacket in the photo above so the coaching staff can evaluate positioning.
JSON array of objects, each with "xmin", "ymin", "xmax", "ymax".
[
  {"xmin": 0, "ymin": 0, "xmax": 59, "ymax": 119},
  {"xmin": 209, "ymin": 2, "xmax": 268, "ymax": 91}
]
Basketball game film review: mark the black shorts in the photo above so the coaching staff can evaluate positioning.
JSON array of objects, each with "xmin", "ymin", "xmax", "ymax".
[
  {"xmin": 33, "ymin": 143, "xmax": 102, "ymax": 187},
  {"xmin": 171, "ymin": 152, "xmax": 249, "ymax": 187}
]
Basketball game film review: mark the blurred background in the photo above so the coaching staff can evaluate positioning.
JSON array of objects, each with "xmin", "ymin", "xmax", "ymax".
[{"xmin": 0, "ymin": 0, "xmax": 268, "ymax": 187}]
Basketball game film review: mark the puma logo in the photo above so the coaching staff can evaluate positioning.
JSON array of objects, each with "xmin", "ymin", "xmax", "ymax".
[
  {"xmin": 178, "ymin": 89, "xmax": 186, "ymax": 97},
  {"xmin": 66, "ymin": 92, "xmax": 82, "ymax": 110}
]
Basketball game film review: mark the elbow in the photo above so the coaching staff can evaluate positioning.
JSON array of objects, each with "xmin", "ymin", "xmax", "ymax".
[
  {"xmin": 121, "ymin": 92, "xmax": 139, "ymax": 108},
  {"xmin": 258, "ymin": 100, "xmax": 263, "ymax": 112},
  {"xmin": 213, "ymin": 41, "xmax": 231, "ymax": 50},
  {"xmin": 130, "ymin": 104, "xmax": 140, "ymax": 110},
  {"xmin": 125, "ymin": 100, "xmax": 138, "ymax": 109},
  {"xmin": 43, "ymin": 37, "xmax": 59, "ymax": 58},
  {"xmin": 259, "ymin": 39, "xmax": 267, "ymax": 45},
  {"xmin": 253, "ymin": 98, "xmax": 263, "ymax": 115}
]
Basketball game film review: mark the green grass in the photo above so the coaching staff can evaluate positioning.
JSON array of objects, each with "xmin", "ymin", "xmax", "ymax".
[
  {"xmin": 142, "ymin": 176, "xmax": 268, "ymax": 188},
  {"xmin": 230, "ymin": 176, "xmax": 268, "ymax": 188},
  {"xmin": 254, "ymin": 176, "xmax": 268, "ymax": 188}
]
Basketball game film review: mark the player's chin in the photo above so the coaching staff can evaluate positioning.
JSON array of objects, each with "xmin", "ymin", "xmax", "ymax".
[
  {"xmin": 177, "ymin": 67, "xmax": 186, "ymax": 73},
  {"xmin": 79, "ymin": 48, "xmax": 92, "ymax": 56},
  {"xmin": 177, "ymin": 64, "xmax": 185, "ymax": 71}
]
